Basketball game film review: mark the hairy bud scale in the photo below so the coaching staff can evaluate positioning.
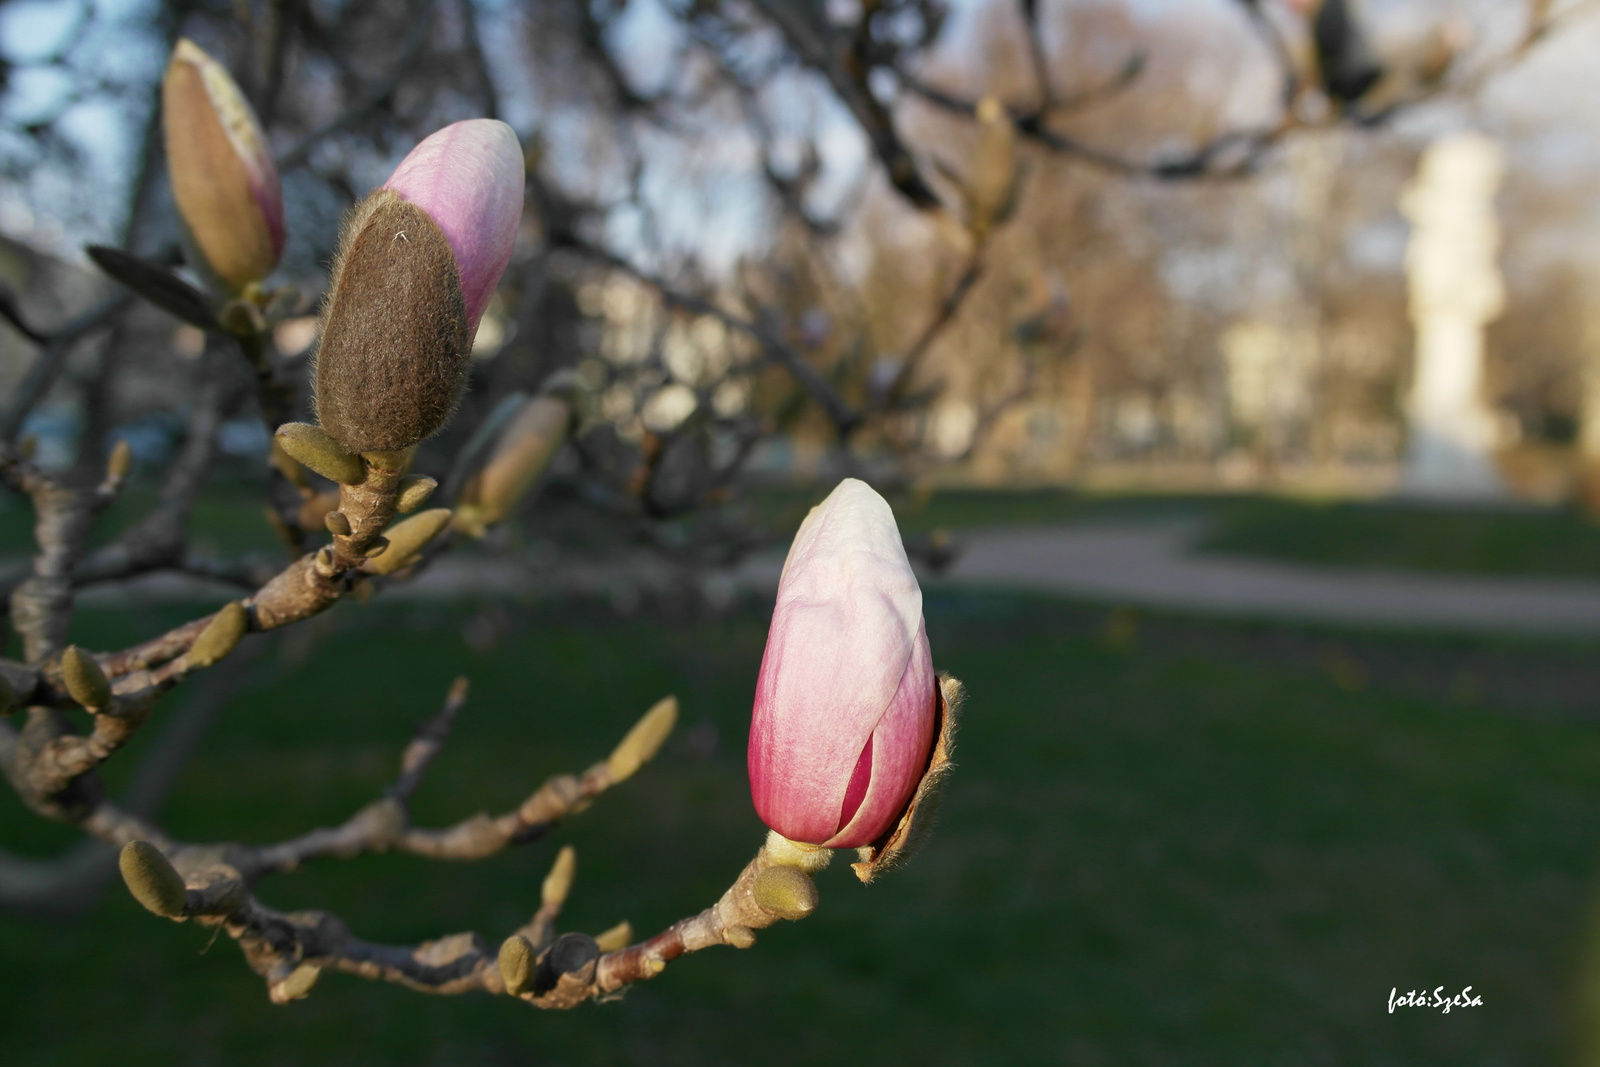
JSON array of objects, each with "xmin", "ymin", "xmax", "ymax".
[{"xmin": 314, "ymin": 192, "xmax": 469, "ymax": 453}]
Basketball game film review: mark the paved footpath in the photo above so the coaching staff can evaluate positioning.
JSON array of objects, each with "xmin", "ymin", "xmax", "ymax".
[{"xmin": 943, "ymin": 521, "xmax": 1600, "ymax": 636}]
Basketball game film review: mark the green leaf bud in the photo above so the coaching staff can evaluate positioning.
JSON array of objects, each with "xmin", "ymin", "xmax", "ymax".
[
  {"xmin": 119, "ymin": 841, "xmax": 187, "ymax": 918},
  {"xmin": 106, "ymin": 439, "xmax": 134, "ymax": 483},
  {"xmin": 542, "ymin": 845, "xmax": 576, "ymax": 909},
  {"xmin": 363, "ymin": 508, "xmax": 451, "ymax": 575},
  {"xmin": 185, "ymin": 601, "xmax": 248, "ymax": 669},
  {"xmin": 606, "ymin": 696, "xmax": 678, "ymax": 784},
  {"xmin": 498, "ymin": 934, "xmax": 535, "ymax": 995},
  {"xmin": 593, "ymin": 920, "xmax": 632, "ymax": 954},
  {"xmin": 395, "ymin": 474, "xmax": 438, "ymax": 513},
  {"xmin": 274, "ymin": 422, "xmax": 364, "ymax": 486},
  {"xmin": 62, "ymin": 646, "xmax": 111, "ymax": 710},
  {"xmin": 752, "ymin": 865, "xmax": 819, "ymax": 921},
  {"xmin": 273, "ymin": 964, "xmax": 321, "ymax": 1002}
]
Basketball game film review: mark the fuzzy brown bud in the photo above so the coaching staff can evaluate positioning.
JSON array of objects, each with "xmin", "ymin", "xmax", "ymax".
[
  {"xmin": 313, "ymin": 191, "xmax": 470, "ymax": 453},
  {"xmin": 119, "ymin": 841, "xmax": 187, "ymax": 918},
  {"xmin": 62, "ymin": 646, "xmax": 111, "ymax": 710}
]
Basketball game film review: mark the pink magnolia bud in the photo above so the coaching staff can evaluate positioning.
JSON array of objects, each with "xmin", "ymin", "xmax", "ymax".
[
  {"xmin": 313, "ymin": 119, "xmax": 525, "ymax": 453},
  {"xmin": 382, "ymin": 118, "xmax": 524, "ymax": 336},
  {"xmin": 163, "ymin": 39, "xmax": 285, "ymax": 291},
  {"xmin": 748, "ymin": 479, "xmax": 938, "ymax": 848}
]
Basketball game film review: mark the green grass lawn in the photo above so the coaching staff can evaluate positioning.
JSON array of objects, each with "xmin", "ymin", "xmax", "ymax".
[{"xmin": 3, "ymin": 592, "xmax": 1599, "ymax": 1064}]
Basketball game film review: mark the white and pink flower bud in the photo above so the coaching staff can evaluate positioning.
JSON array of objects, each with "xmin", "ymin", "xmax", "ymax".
[
  {"xmin": 748, "ymin": 479, "xmax": 938, "ymax": 849},
  {"xmin": 163, "ymin": 39, "xmax": 284, "ymax": 291},
  {"xmin": 314, "ymin": 119, "xmax": 525, "ymax": 453},
  {"xmin": 382, "ymin": 118, "xmax": 524, "ymax": 338}
]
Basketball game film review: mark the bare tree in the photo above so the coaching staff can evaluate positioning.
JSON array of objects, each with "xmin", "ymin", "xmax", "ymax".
[{"xmin": 0, "ymin": 0, "xmax": 1576, "ymax": 1007}]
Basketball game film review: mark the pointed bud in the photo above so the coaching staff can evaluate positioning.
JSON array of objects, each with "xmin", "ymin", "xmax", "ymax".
[
  {"xmin": 119, "ymin": 841, "xmax": 187, "ymax": 918},
  {"xmin": 324, "ymin": 510, "xmax": 352, "ymax": 536},
  {"xmin": 163, "ymin": 40, "xmax": 284, "ymax": 291},
  {"xmin": 272, "ymin": 964, "xmax": 321, "ymax": 1002},
  {"xmin": 362, "ymin": 535, "xmax": 390, "ymax": 559},
  {"xmin": 607, "ymin": 696, "xmax": 677, "ymax": 784},
  {"xmin": 269, "ymin": 438, "xmax": 310, "ymax": 489},
  {"xmin": 499, "ymin": 934, "xmax": 535, "ymax": 995},
  {"xmin": 62, "ymin": 646, "xmax": 111, "ymax": 710},
  {"xmin": 748, "ymin": 479, "xmax": 938, "ymax": 848},
  {"xmin": 967, "ymin": 96, "xmax": 1017, "ymax": 243},
  {"xmin": 593, "ymin": 920, "xmax": 632, "ymax": 954},
  {"xmin": 185, "ymin": 601, "xmax": 248, "ymax": 669},
  {"xmin": 314, "ymin": 120, "xmax": 524, "ymax": 453},
  {"xmin": 363, "ymin": 508, "xmax": 452, "ymax": 575},
  {"xmin": 456, "ymin": 395, "xmax": 569, "ymax": 532},
  {"xmin": 542, "ymin": 845, "xmax": 576, "ymax": 908},
  {"xmin": 752, "ymin": 865, "xmax": 819, "ymax": 921},
  {"xmin": 395, "ymin": 474, "xmax": 438, "ymax": 513},
  {"xmin": 275, "ymin": 423, "xmax": 365, "ymax": 486},
  {"xmin": 106, "ymin": 439, "xmax": 133, "ymax": 483}
]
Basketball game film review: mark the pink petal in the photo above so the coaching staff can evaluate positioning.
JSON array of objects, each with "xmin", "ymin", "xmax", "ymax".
[{"xmin": 383, "ymin": 119, "xmax": 525, "ymax": 334}]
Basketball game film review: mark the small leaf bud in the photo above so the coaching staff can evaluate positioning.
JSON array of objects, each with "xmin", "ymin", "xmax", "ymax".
[
  {"xmin": 106, "ymin": 439, "xmax": 133, "ymax": 483},
  {"xmin": 363, "ymin": 508, "xmax": 451, "ymax": 575},
  {"xmin": 752, "ymin": 865, "xmax": 819, "ymax": 921},
  {"xmin": 62, "ymin": 646, "xmax": 111, "ymax": 710},
  {"xmin": 498, "ymin": 935, "xmax": 534, "ymax": 995},
  {"xmin": 119, "ymin": 841, "xmax": 187, "ymax": 918},
  {"xmin": 593, "ymin": 920, "xmax": 632, "ymax": 954},
  {"xmin": 274, "ymin": 423, "xmax": 364, "ymax": 486},
  {"xmin": 607, "ymin": 696, "xmax": 678, "ymax": 784},
  {"xmin": 323, "ymin": 510, "xmax": 352, "ymax": 536},
  {"xmin": 542, "ymin": 845, "xmax": 576, "ymax": 909},
  {"xmin": 185, "ymin": 601, "xmax": 248, "ymax": 669},
  {"xmin": 395, "ymin": 474, "xmax": 438, "ymax": 513},
  {"xmin": 272, "ymin": 964, "xmax": 321, "ymax": 1002}
]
